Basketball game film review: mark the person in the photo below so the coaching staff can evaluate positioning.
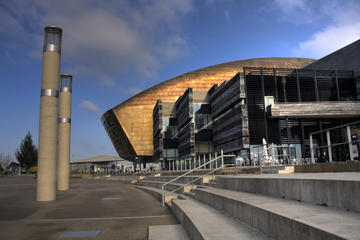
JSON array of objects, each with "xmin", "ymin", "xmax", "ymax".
[{"xmin": 236, "ymin": 156, "xmax": 244, "ymax": 166}]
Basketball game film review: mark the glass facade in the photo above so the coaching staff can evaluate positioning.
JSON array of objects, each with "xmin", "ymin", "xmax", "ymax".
[
  {"xmin": 153, "ymin": 67, "xmax": 360, "ymax": 168},
  {"xmin": 162, "ymin": 117, "xmax": 179, "ymax": 160},
  {"xmin": 193, "ymin": 103, "xmax": 213, "ymax": 155}
]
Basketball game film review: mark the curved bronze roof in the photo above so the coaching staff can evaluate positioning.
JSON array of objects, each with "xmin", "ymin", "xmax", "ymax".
[{"xmin": 103, "ymin": 57, "xmax": 315, "ymax": 159}]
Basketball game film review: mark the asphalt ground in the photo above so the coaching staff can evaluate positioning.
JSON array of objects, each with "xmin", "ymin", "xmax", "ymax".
[{"xmin": 0, "ymin": 175, "xmax": 177, "ymax": 240}]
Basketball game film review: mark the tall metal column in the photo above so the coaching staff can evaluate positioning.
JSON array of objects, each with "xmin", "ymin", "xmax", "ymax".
[
  {"xmin": 37, "ymin": 26, "xmax": 62, "ymax": 201},
  {"xmin": 57, "ymin": 74, "xmax": 72, "ymax": 191}
]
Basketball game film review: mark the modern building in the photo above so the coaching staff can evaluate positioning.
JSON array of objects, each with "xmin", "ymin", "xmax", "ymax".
[
  {"xmin": 102, "ymin": 57, "xmax": 314, "ymax": 167},
  {"xmin": 102, "ymin": 39, "xmax": 360, "ymax": 168},
  {"xmin": 70, "ymin": 155, "xmax": 133, "ymax": 174}
]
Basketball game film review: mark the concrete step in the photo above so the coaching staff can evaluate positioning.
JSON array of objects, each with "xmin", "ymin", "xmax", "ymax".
[
  {"xmin": 171, "ymin": 197, "xmax": 270, "ymax": 240},
  {"xmin": 216, "ymin": 172, "xmax": 360, "ymax": 212},
  {"xmin": 190, "ymin": 186, "xmax": 360, "ymax": 240},
  {"xmin": 148, "ymin": 225, "xmax": 189, "ymax": 240},
  {"xmin": 137, "ymin": 180, "xmax": 198, "ymax": 194},
  {"xmin": 257, "ymin": 166, "xmax": 294, "ymax": 174},
  {"xmin": 142, "ymin": 175, "xmax": 215, "ymax": 185},
  {"xmin": 136, "ymin": 185, "xmax": 178, "ymax": 203},
  {"xmin": 106, "ymin": 176, "xmax": 138, "ymax": 184}
]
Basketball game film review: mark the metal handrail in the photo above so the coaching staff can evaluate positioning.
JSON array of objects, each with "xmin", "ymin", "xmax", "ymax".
[
  {"xmin": 161, "ymin": 151, "xmax": 235, "ymax": 206},
  {"xmin": 164, "ymin": 163, "xmax": 234, "ymax": 201}
]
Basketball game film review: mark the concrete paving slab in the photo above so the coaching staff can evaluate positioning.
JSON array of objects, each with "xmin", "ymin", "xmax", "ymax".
[
  {"xmin": 148, "ymin": 225, "xmax": 189, "ymax": 240},
  {"xmin": 0, "ymin": 176, "xmax": 178, "ymax": 240},
  {"xmin": 59, "ymin": 230, "xmax": 101, "ymax": 238}
]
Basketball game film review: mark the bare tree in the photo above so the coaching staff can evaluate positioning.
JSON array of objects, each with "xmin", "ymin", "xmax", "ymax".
[{"xmin": 0, "ymin": 153, "xmax": 12, "ymax": 171}]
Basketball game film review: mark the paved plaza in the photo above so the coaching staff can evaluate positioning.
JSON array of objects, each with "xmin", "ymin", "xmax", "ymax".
[{"xmin": 0, "ymin": 176, "xmax": 177, "ymax": 240}]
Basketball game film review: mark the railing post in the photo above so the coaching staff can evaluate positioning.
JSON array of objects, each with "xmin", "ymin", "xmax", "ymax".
[
  {"xmin": 173, "ymin": 160, "xmax": 175, "ymax": 171},
  {"xmin": 347, "ymin": 126, "xmax": 354, "ymax": 161},
  {"xmin": 310, "ymin": 134, "xmax": 315, "ymax": 163},
  {"xmin": 234, "ymin": 155, "xmax": 237, "ymax": 175},
  {"xmin": 221, "ymin": 149, "xmax": 224, "ymax": 167},
  {"xmin": 215, "ymin": 152, "xmax": 218, "ymax": 169},
  {"xmin": 203, "ymin": 154, "xmax": 206, "ymax": 169},
  {"xmin": 326, "ymin": 130, "xmax": 332, "ymax": 162},
  {"xmin": 209, "ymin": 153, "xmax": 212, "ymax": 169},
  {"xmin": 162, "ymin": 185, "xmax": 165, "ymax": 207},
  {"xmin": 198, "ymin": 155, "xmax": 200, "ymax": 168}
]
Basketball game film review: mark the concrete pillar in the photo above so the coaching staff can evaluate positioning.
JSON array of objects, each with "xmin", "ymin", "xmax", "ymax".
[
  {"xmin": 37, "ymin": 26, "xmax": 62, "ymax": 202},
  {"xmin": 57, "ymin": 74, "xmax": 72, "ymax": 191}
]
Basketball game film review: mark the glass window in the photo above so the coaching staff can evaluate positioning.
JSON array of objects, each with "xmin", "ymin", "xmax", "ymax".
[
  {"xmin": 195, "ymin": 142, "xmax": 214, "ymax": 153},
  {"xmin": 162, "ymin": 117, "xmax": 178, "ymax": 139},
  {"xmin": 164, "ymin": 148, "xmax": 178, "ymax": 160},
  {"xmin": 195, "ymin": 114, "xmax": 212, "ymax": 131}
]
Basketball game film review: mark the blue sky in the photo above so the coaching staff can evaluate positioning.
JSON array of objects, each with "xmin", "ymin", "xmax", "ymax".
[{"xmin": 1, "ymin": 0, "xmax": 360, "ymax": 161}]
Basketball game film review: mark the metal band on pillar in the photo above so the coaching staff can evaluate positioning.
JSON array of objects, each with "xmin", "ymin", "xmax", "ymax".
[
  {"xmin": 58, "ymin": 117, "xmax": 71, "ymax": 123},
  {"xmin": 41, "ymin": 89, "xmax": 59, "ymax": 97}
]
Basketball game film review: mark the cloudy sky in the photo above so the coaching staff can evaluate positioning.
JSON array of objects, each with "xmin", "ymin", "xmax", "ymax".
[{"xmin": 1, "ymin": 0, "xmax": 359, "ymax": 161}]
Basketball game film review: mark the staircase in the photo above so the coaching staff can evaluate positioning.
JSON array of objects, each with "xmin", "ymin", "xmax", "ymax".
[{"xmin": 133, "ymin": 172, "xmax": 360, "ymax": 240}]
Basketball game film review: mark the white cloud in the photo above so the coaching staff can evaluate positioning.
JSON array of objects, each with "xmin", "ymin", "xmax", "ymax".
[
  {"xmin": 79, "ymin": 100, "xmax": 100, "ymax": 115},
  {"xmin": 97, "ymin": 76, "xmax": 115, "ymax": 87},
  {"xmin": 224, "ymin": 10, "xmax": 230, "ymax": 21},
  {"xmin": 128, "ymin": 88, "xmax": 142, "ymax": 95},
  {"xmin": 0, "ymin": 0, "xmax": 193, "ymax": 84},
  {"xmin": 272, "ymin": 0, "xmax": 312, "ymax": 23},
  {"xmin": 294, "ymin": 24, "xmax": 360, "ymax": 58},
  {"xmin": 274, "ymin": 0, "xmax": 306, "ymax": 13},
  {"xmin": 0, "ymin": 8, "xmax": 23, "ymax": 35},
  {"xmin": 293, "ymin": 0, "xmax": 360, "ymax": 58}
]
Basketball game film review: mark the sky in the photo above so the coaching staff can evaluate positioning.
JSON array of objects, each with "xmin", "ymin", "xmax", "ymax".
[{"xmin": 1, "ymin": 0, "xmax": 360, "ymax": 161}]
